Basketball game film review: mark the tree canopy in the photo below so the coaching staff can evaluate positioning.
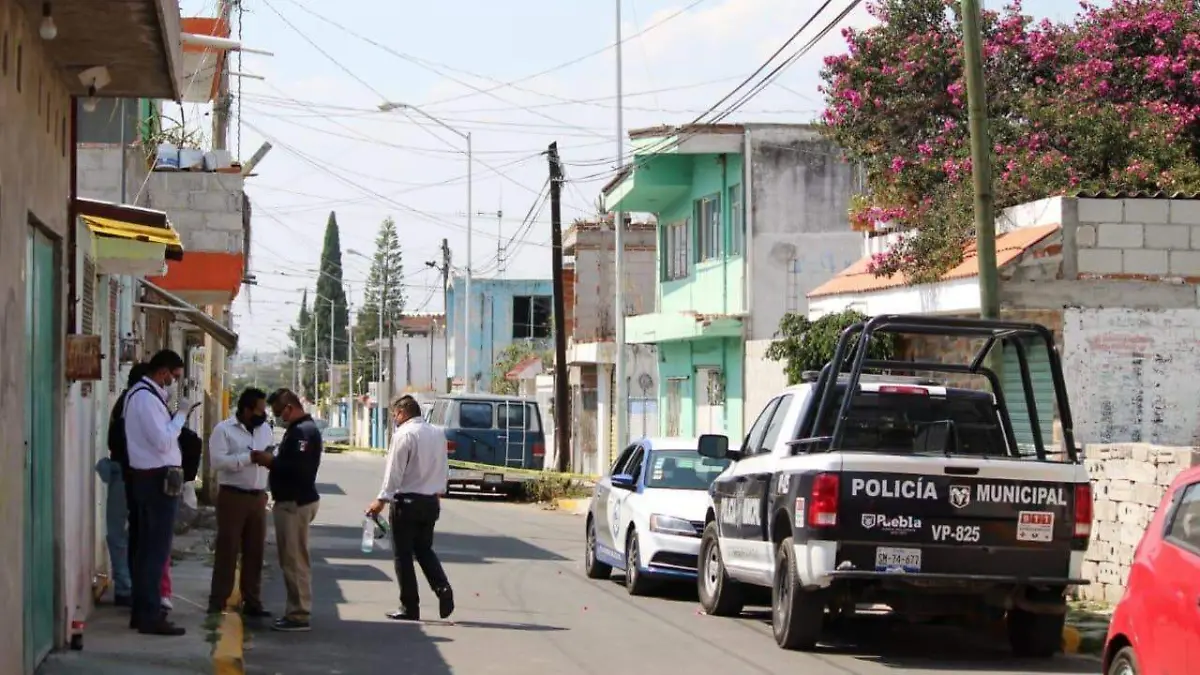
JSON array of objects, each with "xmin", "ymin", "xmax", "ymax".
[
  {"xmin": 820, "ymin": 0, "xmax": 1200, "ymax": 282},
  {"xmin": 765, "ymin": 309, "xmax": 898, "ymax": 385},
  {"xmin": 353, "ymin": 217, "xmax": 406, "ymax": 391}
]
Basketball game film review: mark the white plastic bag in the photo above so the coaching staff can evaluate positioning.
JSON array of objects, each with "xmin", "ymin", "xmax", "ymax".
[{"xmin": 181, "ymin": 482, "xmax": 198, "ymax": 510}]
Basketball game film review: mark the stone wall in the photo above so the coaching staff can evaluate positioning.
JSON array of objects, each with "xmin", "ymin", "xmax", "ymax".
[{"xmin": 1079, "ymin": 443, "xmax": 1200, "ymax": 602}]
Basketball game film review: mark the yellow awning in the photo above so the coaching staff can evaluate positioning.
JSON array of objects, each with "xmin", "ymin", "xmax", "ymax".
[{"xmin": 82, "ymin": 215, "xmax": 184, "ymax": 260}]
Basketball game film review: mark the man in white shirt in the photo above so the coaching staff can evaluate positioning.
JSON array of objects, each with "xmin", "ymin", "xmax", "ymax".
[
  {"xmin": 124, "ymin": 349, "xmax": 195, "ymax": 636},
  {"xmin": 206, "ymin": 388, "xmax": 274, "ymax": 616},
  {"xmin": 366, "ymin": 395, "xmax": 454, "ymax": 622}
]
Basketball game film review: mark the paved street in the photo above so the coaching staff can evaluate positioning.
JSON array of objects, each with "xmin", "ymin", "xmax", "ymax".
[{"xmin": 245, "ymin": 453, "xmax": 1099, "ymax": 675}]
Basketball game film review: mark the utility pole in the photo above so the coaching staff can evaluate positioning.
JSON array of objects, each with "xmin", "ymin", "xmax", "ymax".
[
  {"xmin": 548, "ymin": 142, "xmax": 571, "ymax": 473},
  {"xmin": 348, "ymin": 313, "xmax": 355, "ymax": 438},
  {"xmin": 329, "ymin": 298, "xmax": 335, "ymax": 420},
  {"xmin": 960, "ymin": 0, "xmax": 998, "ymax": 321},
  {"xmin": 212, "ymin": 0, "xmax": 233, "ymax": 151},
  {"xmin": 613, "ymin": 0, "xmax": 628, "ymax": 456},
  {"xmin": 313, "ymin": 301, "xmax": 319, "ymax": 412},
  {"xmin": 426, "ymin": 238, "xmax": 452, "ymax": 393}
]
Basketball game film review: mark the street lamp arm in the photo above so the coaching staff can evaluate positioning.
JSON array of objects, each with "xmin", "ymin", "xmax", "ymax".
[{"xmin": 379, "ymin": 101, "xmax": 469, "ymax": 141}]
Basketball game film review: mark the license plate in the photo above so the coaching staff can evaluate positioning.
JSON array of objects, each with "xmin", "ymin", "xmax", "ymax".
[
  {"xmin": 483, "ymin": 473, "xmax": 503, "ymax": 485},
  {"xmin": 874, "ymin": 547, "xmax": 921, "ymax": 573},
  {"xmin": 448, "ymin": 469, "xmax": 467, "ymax": 480}
]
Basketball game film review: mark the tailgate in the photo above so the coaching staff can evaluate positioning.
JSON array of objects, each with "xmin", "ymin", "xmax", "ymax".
[{"xmin": 829, "ymin": 459, "xmax": 1085, "ymax": 580}]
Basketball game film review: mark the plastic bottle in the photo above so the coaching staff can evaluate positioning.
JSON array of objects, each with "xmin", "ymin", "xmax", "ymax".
[
  {"xmin": 372, "ymin": 514, "xmax": 391, "ymax": 551},
  {"xmin": 360, "ymin": 516, "xmax": 375, "ymax": 553}
]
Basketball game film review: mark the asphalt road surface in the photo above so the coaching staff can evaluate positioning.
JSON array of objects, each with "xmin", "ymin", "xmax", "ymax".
[{"xmin": 245, "ymin": 453, "xmax": 1100, "ymax": 675}]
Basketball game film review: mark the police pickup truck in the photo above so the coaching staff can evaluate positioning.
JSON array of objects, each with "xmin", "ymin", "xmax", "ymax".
[{"xmin": 695, "ymin": 315, "xmax": 1092, "ymax": 656}]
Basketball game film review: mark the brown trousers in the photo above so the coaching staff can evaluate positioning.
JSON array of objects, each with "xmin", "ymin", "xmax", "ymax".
[
  {"xmin": 208, "ymin": 487, "xmax": 268, "ymax": 611},
  {"xmin": 274, "ymin": 500, "xmax": 319, "ymax": 621}
]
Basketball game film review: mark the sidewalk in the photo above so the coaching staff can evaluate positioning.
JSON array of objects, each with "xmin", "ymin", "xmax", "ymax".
[{"xmin": 38, "ymin": 522, "xmax": 219, "ymax": 675}]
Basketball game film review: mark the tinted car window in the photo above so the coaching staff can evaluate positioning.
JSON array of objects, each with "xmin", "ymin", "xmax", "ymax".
[
  {"xmin": 645, "ymin": 450, "xmax": 731, "ymax": 490},
  {"xmin": 1167, "ymin": 483, "xmax": 1200, "ymax": 551},
  {"xmin": 810, "ymin": 389, "xmax": 1007, "ymax": 457},
  {"xmin": 624, "ymin": 446, "xmax": 646, "ymax": 481},
  {"xmin": 498, "ymin": 402, "xmax": 526, "ymax": 429},
  {"xmin": 611, "ymin": 442, "xmax": 638, "ymax": 475},
  {"xmin": 458, "ymin": 401, "xmax": 493, "ymax": 429},
  {"xmin": 759, "ymin": 395, "xmax": 794, "ymax": 452},
  {"xmin": 743, "ymin": 397, "xmax": 781, "ymax": 455}
]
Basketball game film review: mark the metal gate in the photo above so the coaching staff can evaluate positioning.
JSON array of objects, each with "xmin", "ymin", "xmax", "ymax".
[{"xmin": 25, "ymin": 227, "xmax": 57, "ymax": 671}]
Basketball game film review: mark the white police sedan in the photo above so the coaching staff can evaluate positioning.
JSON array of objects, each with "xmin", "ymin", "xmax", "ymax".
[{"xmin": 584, "ymin": 437, "xmax": 732, "ymax": 595}]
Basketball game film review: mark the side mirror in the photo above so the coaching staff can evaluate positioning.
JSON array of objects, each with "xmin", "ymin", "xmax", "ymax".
[
  {"xmin": 611, "ymin": 474, "xmax": 636, "ymax": 490},
  {"xmin": 698, "ymin": 434, "xmax": 731, "ymax": 460}
]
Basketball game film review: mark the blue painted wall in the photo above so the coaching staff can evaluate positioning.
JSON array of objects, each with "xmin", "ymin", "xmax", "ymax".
[{"xmin": 446, "ymin": 276, "xmax": 554, "ymax": 391}]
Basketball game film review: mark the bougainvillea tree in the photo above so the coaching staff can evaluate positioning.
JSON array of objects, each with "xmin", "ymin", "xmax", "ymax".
[{"xmin": 820, "ymin": 0, "xmax": 1200, "ymax": 283}]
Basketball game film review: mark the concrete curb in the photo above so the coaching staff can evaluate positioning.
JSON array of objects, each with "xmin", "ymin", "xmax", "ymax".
[
  {"xmin": 553, "ymin": 498, "xmax": 589, "ymax": 515},
  {"xmin": 212, "ymin": 571, "xmax": 246, "ymax": 675}
]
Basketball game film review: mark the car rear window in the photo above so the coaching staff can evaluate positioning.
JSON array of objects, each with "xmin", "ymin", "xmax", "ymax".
[
  {"xmin": 812, "ymin": 390, "xmax": 1007, "ymax": 457},
  {"xmin": 498, "ymin": 402, "xmax": 526, "ymax": 429},
  {"xmin": 458, "ymin": 401, "xmax": 493, "ymax": 429}
]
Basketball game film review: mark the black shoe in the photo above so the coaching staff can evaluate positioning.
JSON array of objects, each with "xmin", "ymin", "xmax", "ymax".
[
  {"xmin": 271, "ymin": 617, "xmax": 311, "ymax": 632},
  {"xmin": 437, "ymin": 587, "xmax": 455, "ymax": 620},
  {"xmin": 113, "ymin": 594, "xmax": 132, "ymax": 607},
  {"xmin": 243, "ymin": 607, "xmax": 272, "ymax": 619},
  {"xmin": 386, "ymin": 608, "xmax": 420, "ymax": 622},
  {"xmin": 138, "ymin": 619, "xmax": 186, "ymax": 636}
]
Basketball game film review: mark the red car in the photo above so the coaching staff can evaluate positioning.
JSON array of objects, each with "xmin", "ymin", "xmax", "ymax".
[{"xmin": 1103, "ymin": 464, "xmax": 1200, "ymax": 675}]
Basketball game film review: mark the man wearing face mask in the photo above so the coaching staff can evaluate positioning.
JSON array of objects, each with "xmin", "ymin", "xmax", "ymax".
[
  {"xmin": 124, "ymin": 349, "xmax": 195, "ymax": 636},
  {"xmin": 256, "ymin": 388, "xmax": 323, "ymax": 632},
  {"xmin": 206, "ymin": 387, "xmax": 274, "ymax": 617}
]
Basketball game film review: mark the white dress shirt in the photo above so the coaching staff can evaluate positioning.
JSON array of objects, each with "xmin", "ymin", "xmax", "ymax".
[
  {"xmin": 123, "ymin": 377, "xmax": 185, "ymax": 470},
  {"xmin": 208, "ymin": 416, "xmax": 273, "ymax": 491},
  {"xmin": 377, "ymin": 417, "xmax": 449, "ymax": 500}
]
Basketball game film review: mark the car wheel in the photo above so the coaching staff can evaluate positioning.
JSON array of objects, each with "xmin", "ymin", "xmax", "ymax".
[
  {"xmin": 584, "ymin": 517, "xmax": 612, "ymax": 580},
  {"xmin": 772, "ymin": 536, "xmax": 825, "ymax": 650},
  {"xmin": 624, "ymin": 528, "xmax": 653, "ymax": 596},
  {"xmin": 1007, "ymin": 606, "xmax": 1066, "ymax": 658},
  {"xmin": 697, "ymin": 521, "xmax": 744, "ymax": 616},
  {"xmin": 1108, "ymin": 646, "xmax": 1139, "ymax": 675}
]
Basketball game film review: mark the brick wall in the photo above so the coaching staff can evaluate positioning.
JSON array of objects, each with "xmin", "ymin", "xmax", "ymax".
[
  {"xmin": 1080, "ymin": 443, "xmax": 1200, "ymax": 602},
  {"xmin": 898, "ymin": 309, "xmax": 1063, "ymax": 390},
  {"xmin": 1074, "ymin": 198, "xmax": 1200, "ymax": 281},
  {"xmin": 145, "ymin": 171, "xmax": 245, "ymax": 253}
]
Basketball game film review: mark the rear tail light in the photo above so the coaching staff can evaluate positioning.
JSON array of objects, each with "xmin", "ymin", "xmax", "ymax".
[
  {"xmin": 532, "ymin": 443, "xmax": 545, "ymax": 457},
  {"xmin": 1074, "ymin": 483, "xmax": 1092, "ymax": 538},
  {"xmin": 877, "ymin": 385, "xmax": 929, "ymax": 395},
  {"xmin": 446, "ymin": 440, "xmax": 457, "ymax": 453},
  {"xmin": 808, "ymin": 473, "xmax": 840, "ymax": 527}
]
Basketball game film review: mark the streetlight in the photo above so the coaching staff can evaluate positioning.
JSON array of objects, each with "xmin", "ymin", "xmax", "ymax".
[{"xmin": 378, "ymin": 101, "xmax": 474, "ymax": 393}]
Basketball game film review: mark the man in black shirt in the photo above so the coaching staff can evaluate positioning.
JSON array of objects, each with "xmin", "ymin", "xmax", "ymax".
[{"xmin": 254, "ymin": 389, "xmax": 323, "ymax": 632}]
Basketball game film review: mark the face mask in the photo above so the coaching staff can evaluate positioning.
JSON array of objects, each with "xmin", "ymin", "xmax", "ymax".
[{"xmin": 247, "ymin": 413, "xmax": 268, "ymax": 429}]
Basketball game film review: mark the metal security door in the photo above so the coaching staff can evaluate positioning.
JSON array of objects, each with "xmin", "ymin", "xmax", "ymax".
[{"xmin": 24, "ymin": 227, "xmax": 57, "ymax": 671}]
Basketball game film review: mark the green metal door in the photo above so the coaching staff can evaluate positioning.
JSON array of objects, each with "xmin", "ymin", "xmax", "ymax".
[
  {"xmin": 1002, "ymin": 337, "xmax": 1056, "ymax": 456},
  {"xmin": 24, "ymin": 227, "xmax": 56, "ymax": 671}
]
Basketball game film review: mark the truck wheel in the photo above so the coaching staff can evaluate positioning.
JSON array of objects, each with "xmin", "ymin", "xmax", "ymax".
[
  {"xmin": 584, "ymin": 517, "xmax": 612, "ymax": 580},
  {"xmin": 772, "ymin": 537, "xmax": 825, "ymax": 651},
  {"xmin": 624, "ymin": 529, "xmax": 654, "ymax": 596},
  {"xmin": 697, "ymin": 522, "xmax": 743, "ymax": 617},
  {"xmin": 1007, "ymin": 606, "xmax": 1065, "ymax": 658}
]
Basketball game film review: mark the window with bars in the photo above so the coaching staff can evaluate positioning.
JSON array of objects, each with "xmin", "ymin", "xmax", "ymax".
[
  {"xmin": 695, "ymin": 194, "xmax": 722, "ymax": 261},
  {"xmin": 81, "ymin": 256, "xmax": 96, "ymax": 334},
  {"xmin": 661, "ymin": 219, "xmax": 691, "ymax": 281},
  {"xmin": 512, "ymin": 295, "xmax": 552, "ymax": 339},
  {"xmin": 729, "ymin": 184, "xmax": 744, "ymax": 256}
]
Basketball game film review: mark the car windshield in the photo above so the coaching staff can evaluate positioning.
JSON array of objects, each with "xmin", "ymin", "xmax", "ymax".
[{"xmin": 644, "ymin": 450, "xmax": 730, "ymax": 490}]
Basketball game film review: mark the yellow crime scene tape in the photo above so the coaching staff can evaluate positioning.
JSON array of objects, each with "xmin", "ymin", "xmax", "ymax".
[{"xmin": 324, "ymin": 443, "xmax": 598, "ymax": 482}]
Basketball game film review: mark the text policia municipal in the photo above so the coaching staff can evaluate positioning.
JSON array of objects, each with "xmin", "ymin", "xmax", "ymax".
[{"xmin": 849, "ymin": 478, "xmax": 1067, "ymax": 506}]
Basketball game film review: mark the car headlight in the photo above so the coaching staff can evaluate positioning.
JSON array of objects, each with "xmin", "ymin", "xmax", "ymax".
[{"xmin": 649, "ymin": 514, "xmax": 699, "ymax": 537}]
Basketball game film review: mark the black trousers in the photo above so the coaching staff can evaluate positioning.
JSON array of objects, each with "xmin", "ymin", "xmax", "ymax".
[
  {"xmin": 130, "ymin": 470, "xmax": 179, "ymax": 626},
  {"xmin": 389, "ymin": 494, "xmax": 450, "ymax": 613}
]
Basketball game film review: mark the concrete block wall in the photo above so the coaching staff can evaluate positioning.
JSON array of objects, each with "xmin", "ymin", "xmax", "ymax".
[
  {"xmin": 1080, "ymin": 442, "xmax": 1200, "ymax": 603},
  {"xmin": 1074, "ymin": 198, "xmax": 1200, "ymax": 280},
  {"xmin": 145, "ymin": 171, "xmax": 245, "ymax": 253},
  {"xmin": 76, "ymin": 146, "xmax": 150, "ymax": 204}
]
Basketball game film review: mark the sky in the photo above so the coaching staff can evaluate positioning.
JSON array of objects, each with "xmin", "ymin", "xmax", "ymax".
[{"xmin": 175, "ymin": 0, "xmax": 1089, "ymax": 355}]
